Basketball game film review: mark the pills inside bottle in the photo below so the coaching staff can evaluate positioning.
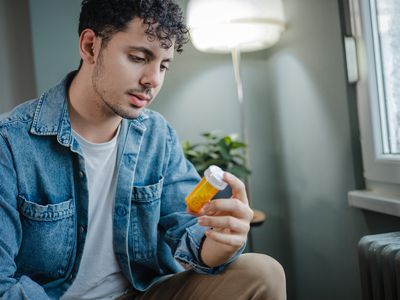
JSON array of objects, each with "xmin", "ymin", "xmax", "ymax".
[{"xmin": 185, "ymin": 165, "xmax": 228, "ymax": 213}]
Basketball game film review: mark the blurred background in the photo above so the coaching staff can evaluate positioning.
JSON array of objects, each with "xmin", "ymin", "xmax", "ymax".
[{"xmin": 2, "ymin": 0, "xmax": 400, "ymax": 299}]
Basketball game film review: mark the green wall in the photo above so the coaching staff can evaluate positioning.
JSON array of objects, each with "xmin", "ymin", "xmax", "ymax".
[{"xmin": 20, "ymin": 0, "xmax": 400, "ymax": 299}]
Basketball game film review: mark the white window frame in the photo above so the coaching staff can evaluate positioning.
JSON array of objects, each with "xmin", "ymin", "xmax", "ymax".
[{"xmin": 348, "ymin": 0, "xmax": 400, "ymax": 217}]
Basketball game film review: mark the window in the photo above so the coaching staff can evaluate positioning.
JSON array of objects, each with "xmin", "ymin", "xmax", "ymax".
[
  {"xmin": 348, "ymin": 0, "xmax": 400, "ymax": 216},
  {"xmin": 371, "ymin": 0, "xmax": 400, "ymax": 154}
]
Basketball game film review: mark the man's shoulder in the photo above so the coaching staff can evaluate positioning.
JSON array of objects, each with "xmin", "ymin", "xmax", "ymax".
[{"xmin": 0, "ymin": 98, "xmax": 38, "ymax": 130}]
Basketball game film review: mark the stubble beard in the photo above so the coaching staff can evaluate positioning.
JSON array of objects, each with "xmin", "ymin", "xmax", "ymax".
[{"xmin": 91, "ymin": 54, "xmax": 143, "ymax": 120}]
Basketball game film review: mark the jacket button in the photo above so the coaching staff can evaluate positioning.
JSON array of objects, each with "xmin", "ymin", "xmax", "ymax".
[
  {"xmin": 79, "ymin": 225, "xmax": 85, "ymax": 233},
  {"xmin": 79, "ymin": 171, "xmax": 85, "ymax": 178},
  {"xmin": 116, "ymin": 206, "xmax": 127, "ymax": 217}
]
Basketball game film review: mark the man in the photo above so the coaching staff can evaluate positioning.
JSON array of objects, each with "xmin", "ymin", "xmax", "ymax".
[{"xmin": 0, "ymin": 0, "xmax": 286, "ymax": 299}]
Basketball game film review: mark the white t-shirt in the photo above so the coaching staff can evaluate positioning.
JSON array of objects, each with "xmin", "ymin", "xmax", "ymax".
[{"xmin": 61, "ymin": 127, "xmax": 130, "ymax": 300}]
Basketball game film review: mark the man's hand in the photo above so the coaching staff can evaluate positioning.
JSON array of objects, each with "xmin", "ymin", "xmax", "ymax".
[{"xmin": 195, "ymin": 172, "xmax": 254, "ymax": 267}]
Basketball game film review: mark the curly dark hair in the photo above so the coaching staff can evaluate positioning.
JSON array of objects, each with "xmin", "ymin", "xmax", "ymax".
[{"xmin": 78, "ymin": 0, "xmax": 189, "ymax": 53}]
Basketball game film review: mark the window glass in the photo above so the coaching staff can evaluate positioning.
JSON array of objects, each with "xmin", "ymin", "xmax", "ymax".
[{"xmin": 372, "ymin": 0, "xmax": 400, "ymax": 154}]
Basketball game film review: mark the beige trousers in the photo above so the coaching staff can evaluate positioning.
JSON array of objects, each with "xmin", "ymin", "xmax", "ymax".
[{"xmin": 117, "ymin": 253, "xmax": 286, "ymax": 300}]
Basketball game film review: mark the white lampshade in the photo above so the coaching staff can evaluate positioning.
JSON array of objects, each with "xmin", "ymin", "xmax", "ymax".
[{"xmin": 187, "ymin": 0, "xmax": 286, "ymax": 53}]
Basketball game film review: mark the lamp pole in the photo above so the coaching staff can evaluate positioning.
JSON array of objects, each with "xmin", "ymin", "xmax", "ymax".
[
  {"xmin": 231, "ymin": 48, "xmax": 257, "ymax": 252},
  {"xmin": 231, "ymin": 47, "xmax": 252, "ymax": 201},
  {"xmin": 231, "ymin": 48, "xmax": 248, "ymax": 175}
]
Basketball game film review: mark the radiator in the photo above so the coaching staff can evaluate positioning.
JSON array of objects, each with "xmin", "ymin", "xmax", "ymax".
[{"xmin": 358, "ymin": 232, "xmax": 400, "ymax": 300}]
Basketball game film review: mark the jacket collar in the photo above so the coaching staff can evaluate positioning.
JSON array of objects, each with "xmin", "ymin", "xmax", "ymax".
[
  {"xmin": 30, "ymin": 71, "xmax": 149, "ymax": 147},
  {"xmin": 30, "ymin": 71, "xmax": 76, "ymax": 146}
]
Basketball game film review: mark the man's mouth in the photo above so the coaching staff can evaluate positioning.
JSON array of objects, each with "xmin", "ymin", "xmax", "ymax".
[
  {"xmin": 130, "ymin": 92, "xmax": 150, "ymax": 101},
  {"xmin": 127, "ymin": 92, "xmax": 151, "ymax": 108}
]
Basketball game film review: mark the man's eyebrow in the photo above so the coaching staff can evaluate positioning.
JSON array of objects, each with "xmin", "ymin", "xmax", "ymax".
[{"xmin": 128, "ymin": 46, "xmax": 174, "ymax": 62}]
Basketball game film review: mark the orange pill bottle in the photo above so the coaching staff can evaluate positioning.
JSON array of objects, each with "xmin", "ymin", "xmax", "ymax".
[{"xmin": 185, "ymin": 165, "xmax": 228, "ymax": 213}]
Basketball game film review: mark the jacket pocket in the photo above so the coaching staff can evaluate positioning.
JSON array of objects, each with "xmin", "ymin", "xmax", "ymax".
[
  {"xmin": 15, "ymin": 196, "xmax": 75, "ymax": 284},
  {"xmin": 130, "ymin": 176, "xmax": 163, "ymax": 262}
]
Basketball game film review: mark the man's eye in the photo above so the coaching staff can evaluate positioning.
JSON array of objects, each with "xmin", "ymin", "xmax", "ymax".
[
  {"xmin": 160, "ymin": 65, "xmax": 169, "ymax": 72},
  {"xmin": 129, "ymin": 55, "xmax": 145, "ymax": 63}
]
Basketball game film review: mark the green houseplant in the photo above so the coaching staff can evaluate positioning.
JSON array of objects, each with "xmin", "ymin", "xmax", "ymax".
[{"xmin": 182, "ymin": 131, "xmax": 251, "ymax": 180}]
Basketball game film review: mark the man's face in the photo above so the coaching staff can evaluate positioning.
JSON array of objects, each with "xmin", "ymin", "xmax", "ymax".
[{"xmin": 92, "ymin": 18, "xmax": 174, "ymax": 119}]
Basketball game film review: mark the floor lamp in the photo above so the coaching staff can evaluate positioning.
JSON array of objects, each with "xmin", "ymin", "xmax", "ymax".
[{"xmin": 187, "ymin": 0, "xmax": 286, "ymax": 252}]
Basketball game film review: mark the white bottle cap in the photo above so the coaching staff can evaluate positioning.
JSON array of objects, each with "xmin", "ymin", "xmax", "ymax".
[{"xmin": 204, "ymin": 165, "xmax": 228, "ymax": 190}]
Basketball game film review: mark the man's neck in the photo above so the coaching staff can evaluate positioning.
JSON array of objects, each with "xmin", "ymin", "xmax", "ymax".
[{"xmin": 68, "ymin": 69, "xmax": 122, "ymax": 144}]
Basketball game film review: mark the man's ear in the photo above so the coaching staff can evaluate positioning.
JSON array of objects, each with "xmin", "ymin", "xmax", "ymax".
[{"xmin": 79, "ymin": 29, "xmax": 98, "ymax": 65}]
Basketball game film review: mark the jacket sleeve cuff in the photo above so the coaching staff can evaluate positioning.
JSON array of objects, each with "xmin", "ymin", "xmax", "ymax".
[
  {"xmin": 1, "ymin": 275, "xmax": 51, "ymax": 300},
  {"xmin": 174, "ymin": 223, "xmax": 246, "ymax": 274}
]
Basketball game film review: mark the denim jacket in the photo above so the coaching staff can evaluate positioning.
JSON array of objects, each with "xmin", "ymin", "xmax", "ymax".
[{"xmin": 0, "ymin": 73, "xmax": 241, "ymax": 299}]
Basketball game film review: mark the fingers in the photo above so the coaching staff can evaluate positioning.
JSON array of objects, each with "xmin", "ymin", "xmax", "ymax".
[
  {"xmin": 203, "ymin": 198, "xmax": 254, "ymax": 221},
  {"xmin": 195, "ymin": 173, "xmax": 251, "ymax": 249},
  {"xmin": 223, "ymin": 172, "xmax": 248, "ymax": 205},
  {"xmin": 204, "ymin": 228, "xmax": 246, "ymax": 248},
  {"xmin": 198, "ymin": 215, "xmax": 250, "ymax": 234}
]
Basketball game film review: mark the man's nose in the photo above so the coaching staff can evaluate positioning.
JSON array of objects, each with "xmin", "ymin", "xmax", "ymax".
[{"xmin": 139, "ymin": 64, "xmax": 162, "ymax": 88}]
